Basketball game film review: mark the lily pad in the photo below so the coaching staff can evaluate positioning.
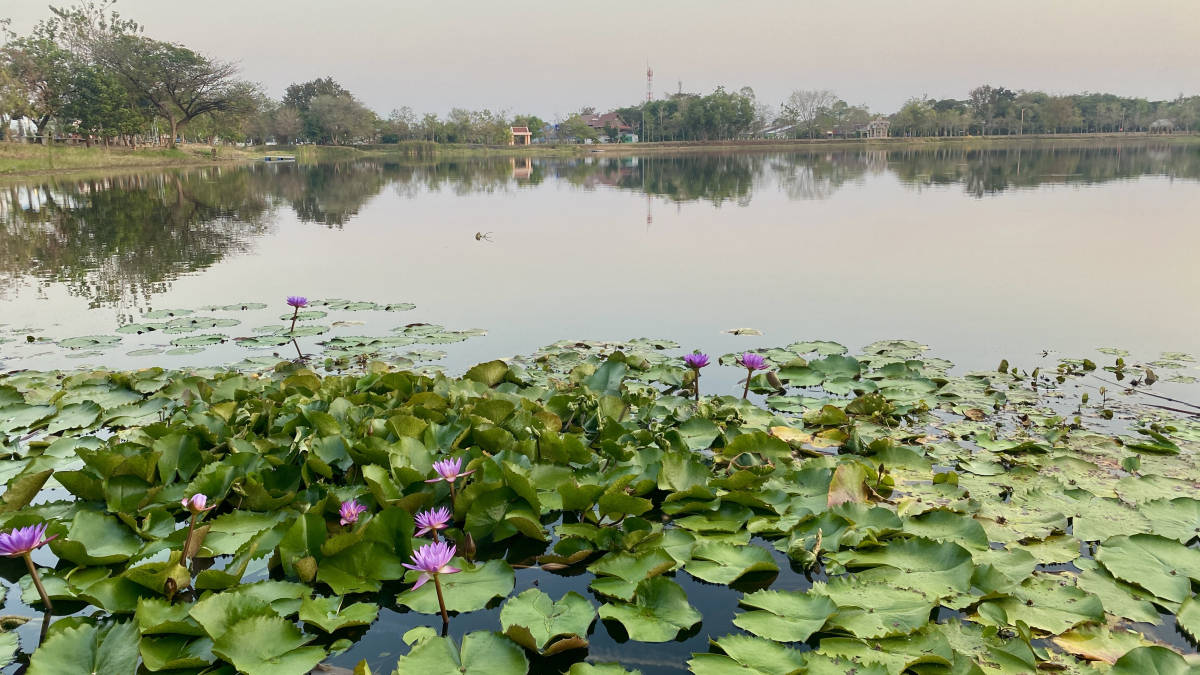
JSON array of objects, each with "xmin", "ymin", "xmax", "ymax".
[{"xmin": 597, "ymin": 577, "xmax": 702, "ymax": 642}]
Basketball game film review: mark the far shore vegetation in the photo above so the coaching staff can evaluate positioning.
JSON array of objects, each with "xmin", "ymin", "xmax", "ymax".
[
  {"xmin": 3, "ymin": 132, "xmax": 1199, "ymax": 178},
  {"xmin": 3, "ymin": 3, "xmax": 1200, "ymax": 173}
]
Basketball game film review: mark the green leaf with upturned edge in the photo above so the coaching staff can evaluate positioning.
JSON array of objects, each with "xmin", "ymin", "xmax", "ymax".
[
  {"xmin": 397, "ymin": 559, "xmax": 514, "ymax": 614},
  {"xmin": 210, "ymin": 614, "xmax": 324, "ymax": 675},
  {"xmin": 299, "ymin": 595, "xmax": 380, "ymax": 633},
  {"xmin": 597, "ymin": 577, "xmax": 701, "ymax": 642},
  {"xmin": 684, "ymin": 542, "xmax": 779, "ymax": 584},
  {"xmin": 499, "ymin": 589, "xmax": 595, "ymax": 653},
  {"xmin": 395, "ymin": 630, "xmax": 528, "ymax": 675},
  {"xmin": 687, "ymin": 634, "xmax": 806, "ymax": 675},
  {"xmin": 27, "ymin": 620, "xmax": 139, "ymax": 675},
  {"xmin": 732, "ymin": 589, "xmax": 836, "ymax": 642}
]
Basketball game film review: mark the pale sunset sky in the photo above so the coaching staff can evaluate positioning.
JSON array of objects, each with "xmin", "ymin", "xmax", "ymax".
[{"xmin": 6, "ymin": 0, "xmax": 1199, "ymax": 119}]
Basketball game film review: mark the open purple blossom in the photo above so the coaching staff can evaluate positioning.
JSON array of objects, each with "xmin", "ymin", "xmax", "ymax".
[
  {"xmin": 181, "ymin": 494, "xmax": 215, "ymax": 515},
  {"xmin": 738, "ymin": 352, "xmax": 768, "ymax": 399},
  {"xmin": 0, "ymin": 524, "xmax": 56, "ymax": 558},
  {"xmin": 404, "ymin": 541, "xmax": 461, "ymax": 623},
  {"xmin": 339, "ymin": 500, "xmax": 367, "ymax": 526},
  {"xmin": 286, "ymin": 296, "xmax": 308, "ymax": 334},
  {"xmin": 415, "ymin": 506, "xmax": 453, "ymax": 540},
  {"xmin": 426, "ymin": 458, "xmax": 474, "ymax": 500},
  {"xmin": 427, "ymin": 457, "xmax": 473, "ymax": 482},
  {"xmin": 0, "ymin": 523, "xmax": 56, "ymax": 611},
  {"xmin": 737, "ymin": 352, "xmax": 768, "ymax": 371}
]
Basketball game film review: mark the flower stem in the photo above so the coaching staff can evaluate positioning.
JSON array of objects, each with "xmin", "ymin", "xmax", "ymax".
[
  {"xmin": 289, "ymin": 306, "xmax": 299, "ymax": 334},
  {"xmin": 431, "ymin": 529, "xmax": 440, "ymax": 543},
  {"xmin": 742, "ymin": 367, "xmax": 753, "ymax": 399},
  {"xmin": 183, "ymin": 513, "xmax": 197, "ymax": 571},
  {"xmin": 433, "ymin": 574, "xmax": 449, "ymax": 624},
  {"xmin": 23, "ymin": 553, "xmax": 52, "ymax": 612},
  {"xmin": 693, "ymin": 369, "xmax": 701, "ymax": 401},
  {"xmin": 292, "ymin": 338, "xmax": 303, "ymax": 360},
  {"xmin": 449, "ymin": 481, "xmax": 457, "ymax": 502}
]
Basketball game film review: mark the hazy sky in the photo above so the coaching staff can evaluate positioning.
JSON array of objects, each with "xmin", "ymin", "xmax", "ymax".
[{"xmin": 7, "ymin": 0, "xmax": 1199, "ymax": 118}]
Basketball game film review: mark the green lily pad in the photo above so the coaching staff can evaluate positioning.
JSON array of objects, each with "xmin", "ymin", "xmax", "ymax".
[
  {"xmin": 688, "ymin": 634, "xmax": 807, "ymax": 675},
  {"xmin": 499, "ymin": 589, "xmax": 595, "ymax": 654},
  {"xmin": 170, "ymin": 334, "xmax": 227, "ymax": 347},
  {"xmin": 395, "ymin": 630, "xmax": 528, "ymax": 674},
  {"xmin": 597, "ymin": 577, "xmax": 701, "ymax": 642},
  {"xmin": 732, "ymin": 589, "xmax": 836, "ymax": 642},
  {"xmin": 59, "ymin": 335, "xmax": 122, "ymax": 350},
  {"xmin": 26, "ymin": 620, "xmax": 139, "ymax": 675},
  {"xmin": 1096, "ymin": 534, "xmax": 1200, "ymax": 604},
  {"xmin": 397, "ymin": 559, "xmax": 514, "ymax": 614},
  {"xmin": 684, "ymin": 542, "xmax": 779, "ymax": 584},
  {"xmin": 298, "ymin": 596, "xmax": 379, "ymax": 633}
]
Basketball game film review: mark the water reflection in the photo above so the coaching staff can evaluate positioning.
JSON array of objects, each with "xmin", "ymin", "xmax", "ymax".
[{"xmin": 1, "ymin": 143, "xmax": 1197, "ymax": 311}]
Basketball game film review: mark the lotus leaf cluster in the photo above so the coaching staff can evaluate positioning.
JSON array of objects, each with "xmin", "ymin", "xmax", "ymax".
[{"xmin": 0, "ymin": 338, "xmax": 1196, "ymax": 674}]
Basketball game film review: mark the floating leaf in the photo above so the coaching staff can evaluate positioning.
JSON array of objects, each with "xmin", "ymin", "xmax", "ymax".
[{"xmin": 597, "ymin": 577, "xmax": 701, "ymax": 642}]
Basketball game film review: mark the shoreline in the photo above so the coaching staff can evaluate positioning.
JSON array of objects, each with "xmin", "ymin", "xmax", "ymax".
[{"xmin": 1, "ymin": 132, "xmax": 1196, "ymax": 180}]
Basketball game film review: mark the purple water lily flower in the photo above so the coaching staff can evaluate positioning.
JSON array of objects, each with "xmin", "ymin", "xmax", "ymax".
[
  {"xmin": 286, "ymin": 296, "xmax": 309, "ymax": 308},
  {"xmin": 425, "ymin": 457, "xmax": 474, "ymax": 500},
  {"xmin": 737, "ymin": 352, "xmax": 768, "ymax": 371},
  {"xmin": 0, "ymin": 523, "xmax": 56, "ymax": 611},
  {"xmin": 415, "ymin": 506, "xmax": 453, "ymax": 540},
  {"xmin": 0, "ymin": 524, "xmax": 56, "ymax": 558},
  {"xmin": 404, "ymin": 541, "xmax": 460, "ymax": 588},
  {"xmin": 738, "ymin": 352, "xmax": 769, "ymax": 400},
  {"xmin": 404, "ymin": 541, "xmax": 461, "ymax": 623},
  {"xmin": 427, "ymin": 457, "xmax": 473, "ymax": 483},
  {"xmin": 339, "ymin": 500, "xmax": 367, "ymax": 526},
  {"xmin": 181, "ymin": 494, "xmax": 216, "ymax": 515}
]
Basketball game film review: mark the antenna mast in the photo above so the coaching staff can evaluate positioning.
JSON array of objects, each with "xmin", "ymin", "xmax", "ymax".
[{"xmin": 646, "ymin": 64, "xmax": 653, "ymax": 103}]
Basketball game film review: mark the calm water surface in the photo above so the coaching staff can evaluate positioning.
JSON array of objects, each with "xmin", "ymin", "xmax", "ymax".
[
  {"xmin": 2, "ymin": 144, "xmax": 1200, "ymax": 671},
  {"xmin": 2, "ymin": 144, "xmax": 1198, "ymax": 380}
]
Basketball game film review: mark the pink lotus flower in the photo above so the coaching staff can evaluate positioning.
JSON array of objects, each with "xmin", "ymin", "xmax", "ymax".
[
  {"xmin": 415, "ymin": 506, "xmax": 453, "ymax": 539},
  {"xmin": 181, "ymin": 494, "xmax": 216, "ymax": 515},
  {"xmin": 0, "ymin": 524, "xmax": 56, "ymax": 557},
  {"xmin": 404, "ymin": 541, "xmax": 460, "ymax": 590},
  {"xmin": 339, "ymin": 500, "xmax": 367, "ymax": 526}
]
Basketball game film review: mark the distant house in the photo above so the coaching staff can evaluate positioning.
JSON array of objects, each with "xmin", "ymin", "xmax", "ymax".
[
  {"xmin": 582, "ymin": 113, "xmax": 632, "ymax": 141},
  {"xmin": 865, "ymin": 118, "xmax": 890, "ymax": 139},
  {"xmin": 509, "ymin": 126, "xmax": 532, "ymax": 145}
]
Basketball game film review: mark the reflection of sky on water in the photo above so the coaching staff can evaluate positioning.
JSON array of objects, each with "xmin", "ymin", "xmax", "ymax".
[{"xmin": 0, "ymin": 146, "xmax": 1198, "ymax": 380}]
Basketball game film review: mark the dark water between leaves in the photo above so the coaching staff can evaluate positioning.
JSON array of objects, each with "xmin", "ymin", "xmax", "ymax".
[{"xmin": 1, "ymin": 144, "xmax": 1200, "ymax": 672}]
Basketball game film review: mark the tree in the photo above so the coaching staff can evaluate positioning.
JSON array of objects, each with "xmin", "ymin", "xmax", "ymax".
[
  {"xmin": 273, "ymin": 106, "xmax": 302, "ymax": 144},
  {"xmin": 91, "ymin": 34, "xmax": 250, "ymax": 147},
  {"xmin": 781, "ymin": 89, "xmax": 837, "ymax": 138},
  {"xmin": 61, "ymin": 63, "xmax": 142, "ymax": 144},
  {"xmin": 308, "ymin": 94, "xmax": 375, "ymax": 144},
  {"xmin": 1, "ymin": 25, "xmax": 74, "ymax": 141},
  {"xmin": 558, "ymin": 114, "xmax": 597, "ymax": 143}
]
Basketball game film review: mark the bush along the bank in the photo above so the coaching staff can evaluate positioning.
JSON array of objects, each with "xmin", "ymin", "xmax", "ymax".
[{"xmin": 0, "ymin": 338, "xmax": 1197, "ymax": 674}]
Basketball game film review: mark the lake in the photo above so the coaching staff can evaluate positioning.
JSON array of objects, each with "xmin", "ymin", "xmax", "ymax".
[
  {"xmin": 2, "ymin": 142, "xmax": 1200, "ymax": 672},
  {"xmin": 3, "ymin": 143, "xmax": 1198, "ymax": 388}
]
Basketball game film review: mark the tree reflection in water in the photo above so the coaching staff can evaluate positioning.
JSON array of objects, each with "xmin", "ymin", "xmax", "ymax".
[{"xmin": 1, "ymin": 143, "xmax": 1196, "ymax": 311}]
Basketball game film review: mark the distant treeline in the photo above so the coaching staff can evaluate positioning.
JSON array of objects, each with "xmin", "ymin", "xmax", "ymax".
[{"xmin": 2, "ymin": 5, "xmax": 1198, "ymax": 147}]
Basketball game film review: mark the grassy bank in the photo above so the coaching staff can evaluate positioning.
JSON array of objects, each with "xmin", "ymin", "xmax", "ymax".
[
  {"xmin": 3, "ymin": 133, "xmax": 1196, "ymax": 179},
  {"xmin": 586, "ymin": 132, "xmax": 1200, "ymax": 156},
  {"xmin": 0, "ymin": 142, "xmax": 258, "ymax": 178}
]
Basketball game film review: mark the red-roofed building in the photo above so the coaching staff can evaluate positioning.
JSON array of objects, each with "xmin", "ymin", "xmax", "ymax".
[
  {"xmin": 581, "ymin": 113, "xmax": 632, "ymax": 141},
  {"xmin": 509, "ymin": 126, "xmax": 532, "ymax": 145}
]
